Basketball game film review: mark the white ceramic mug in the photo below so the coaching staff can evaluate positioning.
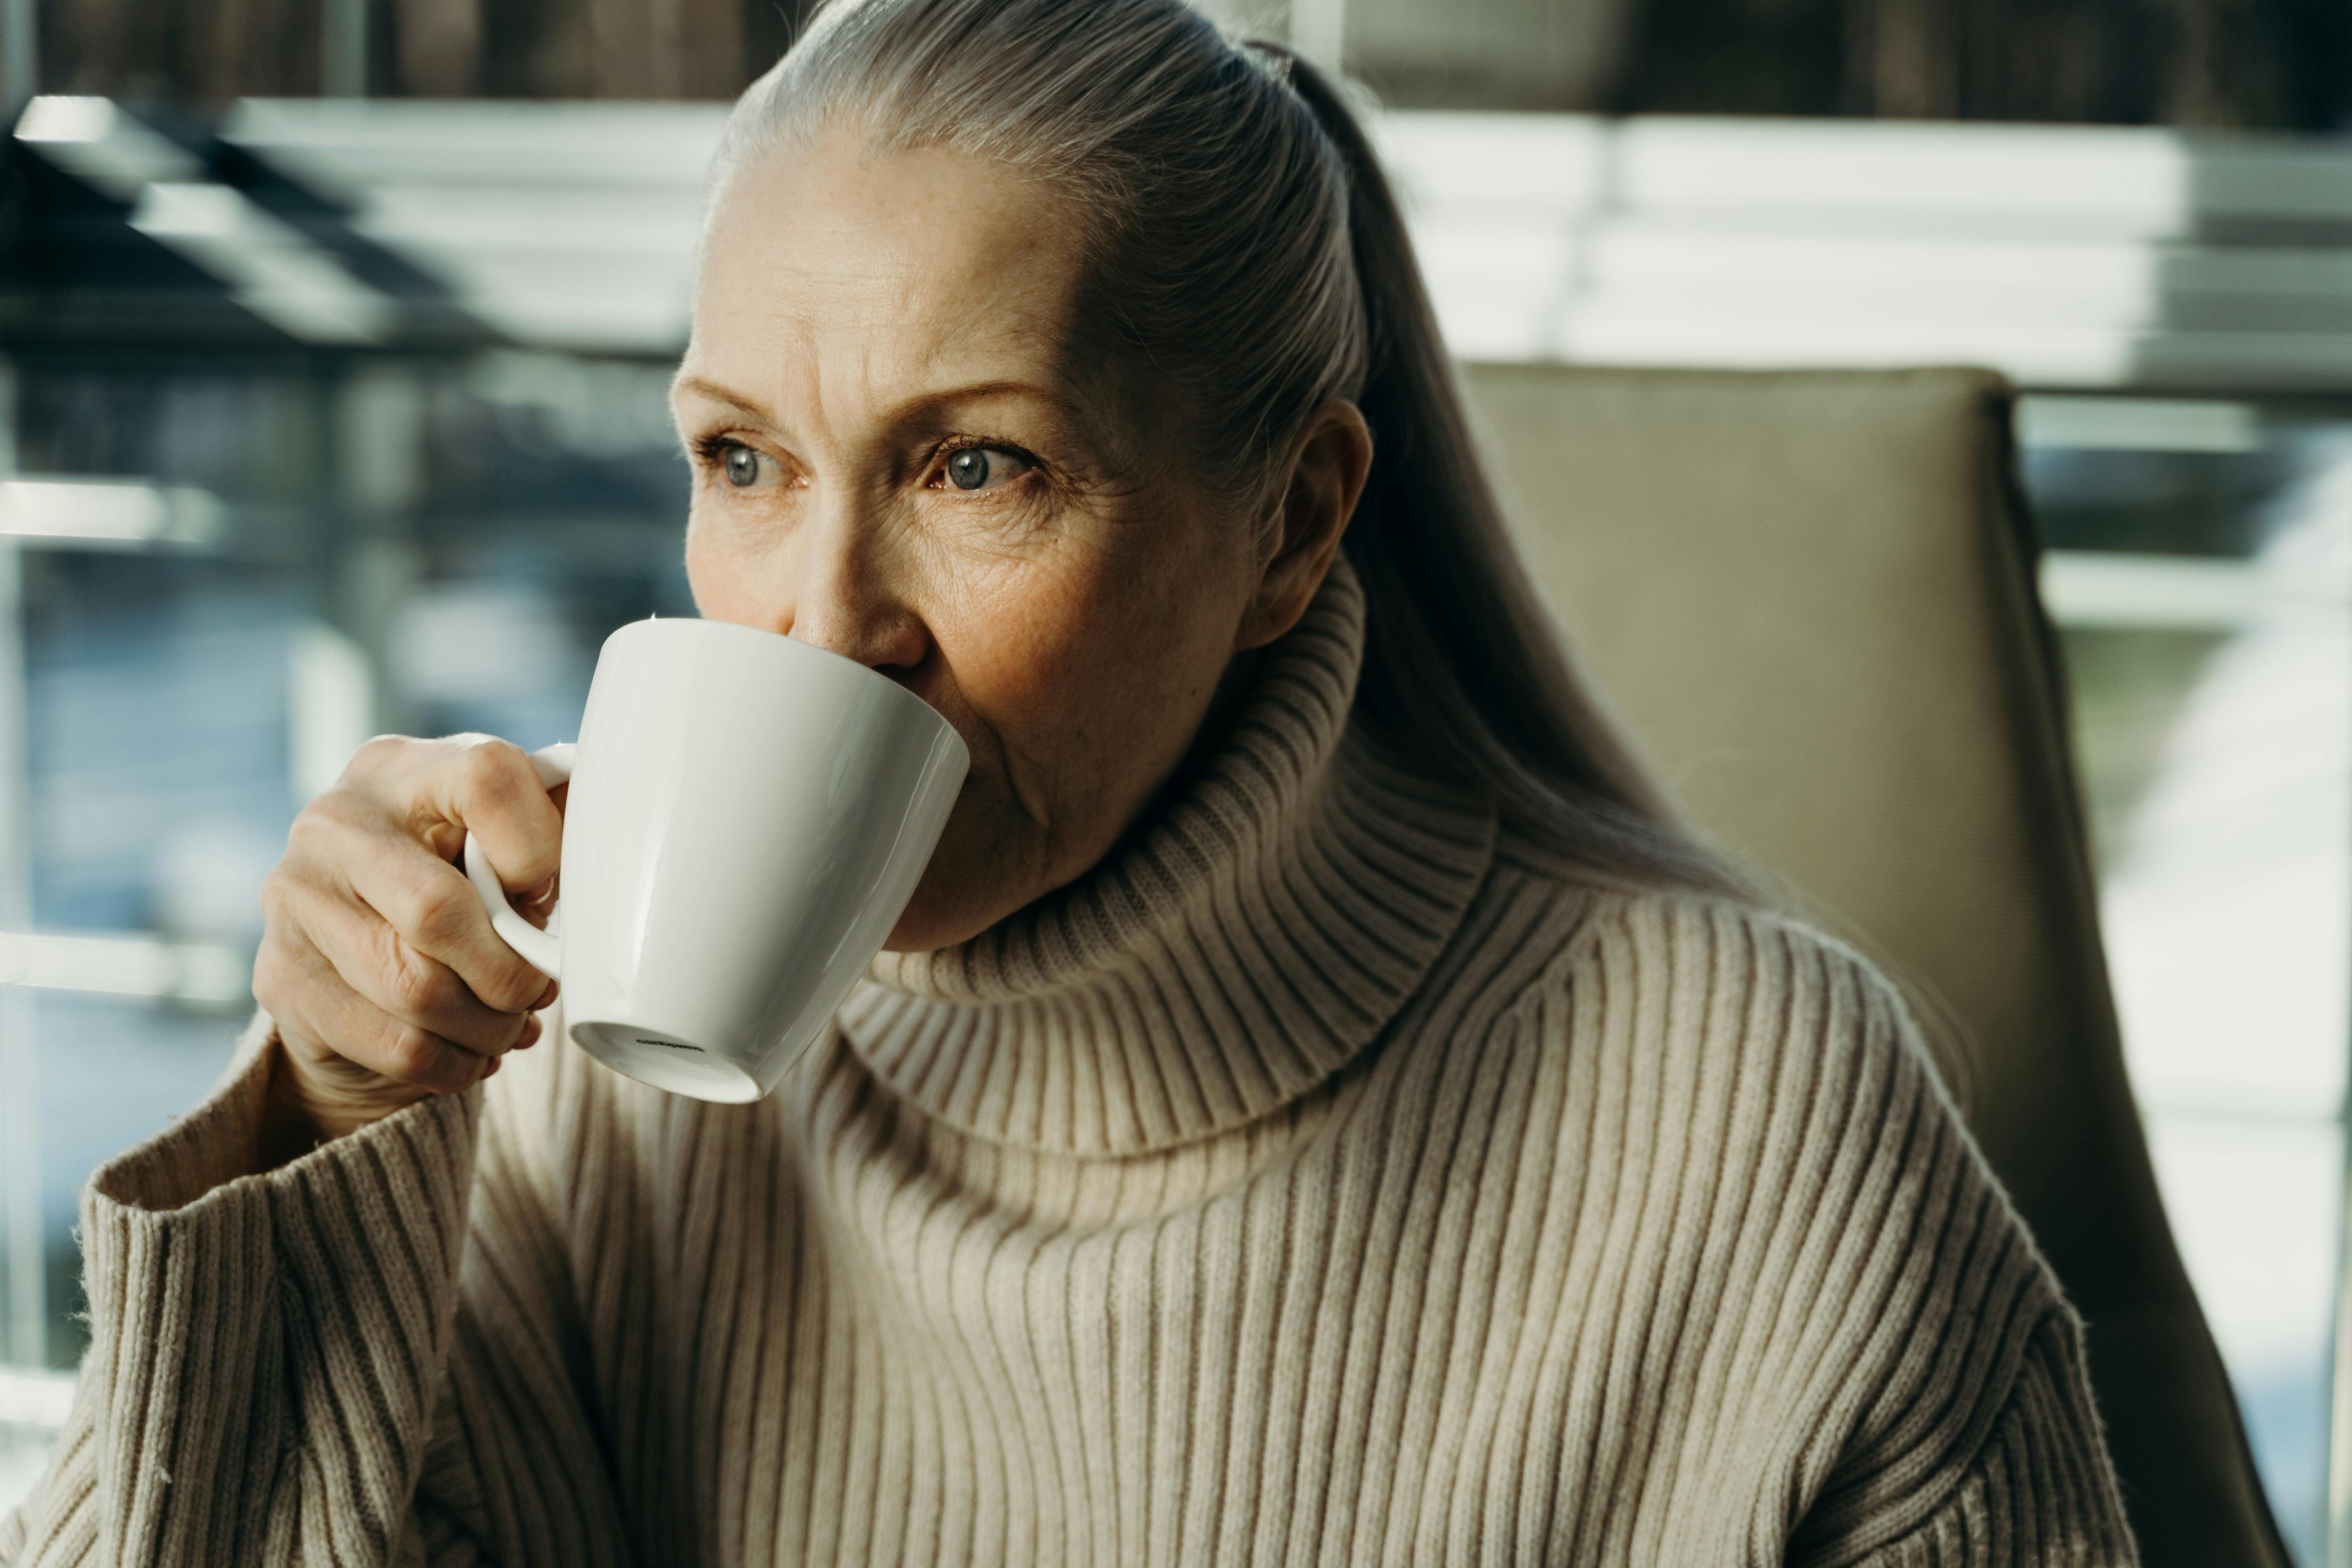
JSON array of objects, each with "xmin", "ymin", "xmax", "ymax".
[{"xmin": 462, "ymin": 617, "xmax": 968, "ymax": 1103}]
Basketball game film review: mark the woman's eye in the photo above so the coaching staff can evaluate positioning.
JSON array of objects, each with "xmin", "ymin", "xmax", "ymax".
[
  {"xmin": 715, "ymin": 442, "xmax": 775, "ymax": 489},
  {"xmin": 942, "ymin": 447, "xmax": 1033, "ymax": 493}
]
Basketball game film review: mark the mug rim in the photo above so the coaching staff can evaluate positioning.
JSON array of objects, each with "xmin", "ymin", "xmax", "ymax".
[{"xmin": 600, "ymin": 615, "xmax": 968, "ymax": 771}]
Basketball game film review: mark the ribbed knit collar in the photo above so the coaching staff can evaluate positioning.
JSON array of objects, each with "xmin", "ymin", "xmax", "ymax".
[{"xmin": 840, "ymin": 557, "xmax": 1498, "ymax": 1157}]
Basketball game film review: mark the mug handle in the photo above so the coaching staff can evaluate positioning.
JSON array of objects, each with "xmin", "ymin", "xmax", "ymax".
[{"xmin": 461, "ymin": 741, "xmax": 575, "ymax": 982}]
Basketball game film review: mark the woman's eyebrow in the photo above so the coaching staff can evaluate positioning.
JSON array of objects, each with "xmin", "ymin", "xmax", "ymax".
[
  {"xmin": 900, "ymin": 378, "xmax": 1063, "ymax": 411},
  {"xmin": 671, "ymin": 374, "xmax": 777, "ymax": 426},
  {"xmin": 887, "ymin": 378, "xmax": 1088, "ymax": 436},
  {"xmin": 673, "ymin": 374, "xmax": 1074, "ymax": 423},
  {"xmin": 674, "ymin": 374, "xmax": 1096, "ymax": 459}
]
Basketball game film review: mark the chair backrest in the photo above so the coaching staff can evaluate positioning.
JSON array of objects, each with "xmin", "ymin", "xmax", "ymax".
[{"xmin": 1459, "ymin": 361, "xmax": 2287, "ymax": 1567}]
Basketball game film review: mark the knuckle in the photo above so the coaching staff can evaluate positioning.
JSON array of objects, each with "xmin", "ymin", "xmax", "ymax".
[
  {"xmin": 250, "ymin": 940, "xmax": 293, "ymax": 1013},
  {"xmin": 381, "ymin": 1025, "xmax": 448, "ymax": 1085},
  {"xmin": 406, "ymin": 878, "xmax": 481, "ymax": 953},
  {"xmin": 281, "ymin": 806, "xmax": 338, "ymax": 861},
  {"xmin": 466, "ymin": 959, "xmax": 532, "ymax": 1020},
  {"xmin": 457, "ymin": 738, "xmax": 532, "ymax": 811},
  {"xmin": 256, "ymin": 867, "xmax": 295, "ymax": 925},
  {"xmin": 287, "ymin": 790, "xmax": 385, "ymax": 867},
  {"xmin": 384, "ymin": 949, "xmax": 455, "ymax": 1020},
  {"xmin": 259, "ymin": 849, "xmax": 326, "ymax": 912},
  {"xmin": 476, "ymin": 958, "xmax": 544, "ymax": 1014},
  {"xmin": 252, "ymin": 906, "xmax": 328, "ymax": 1017},
  {"xmin": 319, "ymin": 741, "xmax": 409, "ymax": 814},
  {"xmin": 348, "ymin": 733, "xmax": 413, "ymax": 777}
]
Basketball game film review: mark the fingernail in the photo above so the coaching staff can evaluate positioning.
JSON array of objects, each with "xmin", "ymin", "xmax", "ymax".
[
  {"xmin": 534, "ymin": 979, "xmax": 561, "ymax": 1009},
  {"xmin": 480, "ymin": 1057, "xmax": 501, "ymax": 1081},
  {"xmin": 516, "ymin": 1016, "xmax": 542, "ymax": 1049}
]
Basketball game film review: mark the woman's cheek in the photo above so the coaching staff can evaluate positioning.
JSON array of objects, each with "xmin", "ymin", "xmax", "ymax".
[
  {"xmin": 682, "ymin": 502, "xmax": 768, "ymax": 624},
  {"xmin": 929, "ymin": 542, "xmax": 1114, "ymax": 719}
]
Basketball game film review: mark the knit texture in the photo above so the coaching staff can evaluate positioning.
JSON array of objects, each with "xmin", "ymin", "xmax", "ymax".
[{"xmin": 2, "ymin": 561, "xmax": 2135, "ymax": 1566}]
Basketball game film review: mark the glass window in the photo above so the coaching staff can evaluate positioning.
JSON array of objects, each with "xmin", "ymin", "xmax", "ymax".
[{"xmin": 2025, "ymin": 404, "xmax": 2350, "ymax": 1566}]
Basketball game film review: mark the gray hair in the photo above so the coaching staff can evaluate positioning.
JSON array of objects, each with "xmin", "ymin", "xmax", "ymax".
[{"xmin": 710, "ymin": 0, "xmax": 1747, "ymax": 897}]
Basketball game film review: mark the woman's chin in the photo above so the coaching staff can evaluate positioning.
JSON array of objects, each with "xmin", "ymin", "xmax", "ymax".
[
  {"xmin": 880, "ymin": 904, "xmax": 974, "ymax": 955},
  {"xmin": 880, "ymin": 832, "xmax": 1031, "ymax": 954},
  {"xmin": 878, "ymin": 791, "xmax": 1123, "ymax": 954}
]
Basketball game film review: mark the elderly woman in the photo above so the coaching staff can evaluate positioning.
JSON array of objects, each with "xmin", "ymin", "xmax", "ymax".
[{"xmin": 2, "ymin": 0, "xmax": 2133, "ymax": 1563}]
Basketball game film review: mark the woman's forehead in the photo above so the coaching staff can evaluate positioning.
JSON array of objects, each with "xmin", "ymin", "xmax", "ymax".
[{"xmin": 693, "ymin": 138, "xmax": 1092, "ymax": 392}]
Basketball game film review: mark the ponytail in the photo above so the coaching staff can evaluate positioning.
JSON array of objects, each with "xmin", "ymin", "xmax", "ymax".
[{"xmin": 1274, "ymin": 51, "xmax": 1748, "ymax": 895}]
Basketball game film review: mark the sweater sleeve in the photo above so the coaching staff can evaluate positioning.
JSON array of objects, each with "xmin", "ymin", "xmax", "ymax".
[
  {"xmin": 1798, "ymin": 1313, "xmax": 2136, "ymax": 1567},
  {"xmin": 1762, "ymin": 936, "xmax": 2139, "ymax": 1568},
  {"xmin": 0, "ymin": 1013, "xmax": 634, "ymax": 1568}
]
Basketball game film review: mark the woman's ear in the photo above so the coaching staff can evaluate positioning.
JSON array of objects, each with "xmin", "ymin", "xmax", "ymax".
[{"xmin": 1235, "ymin": 398, "xmax": 1374, "ymax": 651}]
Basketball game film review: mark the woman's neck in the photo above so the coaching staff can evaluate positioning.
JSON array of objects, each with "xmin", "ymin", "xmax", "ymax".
[{"xmin": 1111, "ymin": 644, "xmax": 1265, "ymax": 861}]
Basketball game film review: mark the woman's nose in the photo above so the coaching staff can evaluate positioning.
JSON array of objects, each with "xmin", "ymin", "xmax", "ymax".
[{"xmin": 777, "ymin": 501, "xmax": 933, "ymax": 676}]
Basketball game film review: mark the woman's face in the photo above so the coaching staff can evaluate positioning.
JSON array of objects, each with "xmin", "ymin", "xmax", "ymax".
[{"xmin": 675, "ymin": 133, "xmax": 1368, "ymax": 951}]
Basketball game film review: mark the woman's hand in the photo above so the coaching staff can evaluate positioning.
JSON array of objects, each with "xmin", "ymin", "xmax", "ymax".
[{"xmin": 252, "ymin": 735, "xmax": 564, "ymax": 1156}]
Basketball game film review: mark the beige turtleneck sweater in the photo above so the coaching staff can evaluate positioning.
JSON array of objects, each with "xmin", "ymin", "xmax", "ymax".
[{"xmin": 2, "ymin": 563, "xmax": 2133, "ymax": 1567}]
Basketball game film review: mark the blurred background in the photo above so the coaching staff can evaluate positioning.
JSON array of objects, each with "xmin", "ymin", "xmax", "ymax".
[{"xmin": 0, "ymin": 0, "xmax": 2344, "ymax": 1560}]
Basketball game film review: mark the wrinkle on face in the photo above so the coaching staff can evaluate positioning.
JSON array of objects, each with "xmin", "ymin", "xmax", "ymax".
[{"xmin": 674, "ymin": 132, "xmax": 1270, "ymax": 951}]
